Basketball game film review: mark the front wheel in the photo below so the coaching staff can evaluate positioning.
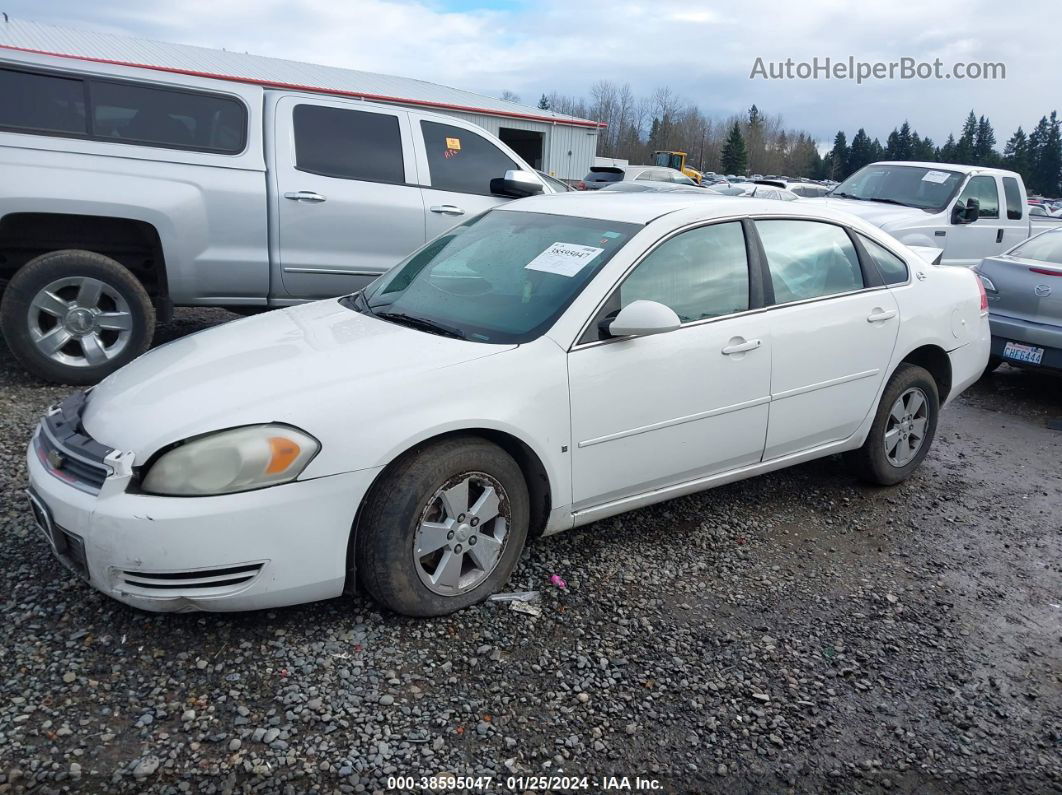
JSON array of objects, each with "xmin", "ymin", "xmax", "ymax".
[
  {"xmin": 845, "ymin": 364, "xmax": 940, "ymax": 486},
  {"xmin": 355, "ymin": 436, "xmax": 529, "ymax": 616}
]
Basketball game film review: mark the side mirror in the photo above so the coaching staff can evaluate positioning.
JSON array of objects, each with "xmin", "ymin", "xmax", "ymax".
[
  {"xmin": 951, "ymin": 196, "xmax": 980, "ymax": 224},
  {"xmin": 490, "ymin": 169, "xmax": 544, "ymax": 198},
  {"xmin": 608, "ymin": 300, "xmax": 682, "ymax": 338}
]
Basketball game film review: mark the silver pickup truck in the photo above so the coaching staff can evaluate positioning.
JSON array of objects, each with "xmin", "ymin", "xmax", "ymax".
[{"xmin": 0, "ymin": 52, "xmax": 554, "ymax": 384}]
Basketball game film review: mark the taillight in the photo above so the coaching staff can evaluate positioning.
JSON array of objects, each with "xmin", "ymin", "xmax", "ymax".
[
  {"xmin": 974, "ymin": 270, "xmax": 988, "ymax": 314},
  {"xmin": 1029, "ymin": 267, "xmax": 1062, "ymax": 277},
  {"xmin": 574, "ymin": 181, "xmax": 587, "ymax": 191}
]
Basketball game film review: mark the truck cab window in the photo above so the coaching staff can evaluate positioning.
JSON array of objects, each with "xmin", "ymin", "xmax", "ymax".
[
  {"xmin": 293, "ymin": 105, "xmax": 405, "ymax": 184},
  {"xmin": 421, "ymin": 121, "xmax": 518, "ymax": 196},
  {"xmin": 956, "ymin": 176, "xmax": 1000, "ymax": 219}
]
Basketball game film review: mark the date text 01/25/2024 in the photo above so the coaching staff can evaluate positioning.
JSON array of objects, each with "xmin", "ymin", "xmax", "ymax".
[{"xmin": 386, "ymin": 775, "xmax": 664, "ymax": 791}]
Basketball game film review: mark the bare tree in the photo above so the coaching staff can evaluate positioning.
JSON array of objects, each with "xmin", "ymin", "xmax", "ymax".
[{"xmin": 499, "ymin": 90, "xmax": 521, "ymax": 103}]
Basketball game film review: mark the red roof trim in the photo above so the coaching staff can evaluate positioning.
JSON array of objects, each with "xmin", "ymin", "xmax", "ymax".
[{"xmin": 0, "ymin": 43, "xmax": 608, "ymax": 129}]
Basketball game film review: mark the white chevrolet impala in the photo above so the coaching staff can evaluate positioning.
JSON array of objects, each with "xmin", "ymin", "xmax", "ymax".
[{"xmin": 26, "ymin": 194, "xmax": 990, "ymax": 616}]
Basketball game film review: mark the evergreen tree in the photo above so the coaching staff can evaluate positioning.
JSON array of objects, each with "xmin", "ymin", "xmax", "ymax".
[
  {"xmin": 912, "ymin": 133, "xmax": 936, "ymax": 161},
  {"xmin": 955, "ymin": 111, "xmax": 978, "ymax": 164},
  {"xmin": 973, "ymin": 116, "xmax": 997, "ymax": 165},
  {"xmin": 647, "ymin": 117, "xmax": 662, "ymax": 151},
  {"xmin": 1037, "ymin": 111, "xmax": 1062, "ymax": 196},
  {"xmin": 1002, "ymin": 127, "xmax": 1030, "ymax": 182},
  {"xmin": 885, "ymin": 129, "xmax": 902, "ymax": 160},
  {"xmin": 870, "ymin": 138, "xmax": 885, "ymax": 162},
  {"xmin": 848, "ymin": 128, "xmax": 874, "ymax": 174},
  {"xmin": 537, "ymin": 94, "xmax": 551, "ymax": 110},
  {"xmin": 938, "ymin": 134, "xmax": 957, "ymax": 162},
  {"xmin": 828, "ymin": 131, "xmax": 849, "ymax": 179},
  {"xmin": 746, "ymin": 104, "xmax": 765, "ymax": 173},
  {"xmin": 1028, "ymin": 116, "xmax": 1050, "ymax": 194},
  {"xmin": 720, "ymin": 121, "xmax": 748, "ymax": 175},
  {"xmin": 897, "ymin": 121, "xmax": 913, "ymax": 160}
]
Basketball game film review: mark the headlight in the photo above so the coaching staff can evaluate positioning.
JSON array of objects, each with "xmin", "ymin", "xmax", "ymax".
[{"xmin": 141, "ymin": 425, "xmax": 320, "ymax": 496}]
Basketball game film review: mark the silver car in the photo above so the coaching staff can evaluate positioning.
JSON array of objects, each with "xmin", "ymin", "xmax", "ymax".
[
  {"xmin": 577, "ymin": 165, "xmax": 698, "ymax": 191},
  {"xmin": 974, "ymin": 227, "xmax": 1062, "ymax": 373}
]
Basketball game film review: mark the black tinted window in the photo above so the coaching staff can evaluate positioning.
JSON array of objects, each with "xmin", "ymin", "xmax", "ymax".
[
  {"xmin": 0, "ymin": 69, "xmax": 86, "ymax": 135},
  {"xmin": 859, "ymin": 234, "xmax": 908, "ymax": 285},
  {"xmin": 293, "ymin": 105, "xmax": 404, "ymax": 183},
  {"xmin": 91, "ymin": 81, "xmax": 245, "ymax": 153},
  {"xmin": 757, "ymin": 220, "xmax": 863, "ymax": 303},
  {"xmin": 584, "ymin": 169, "xmax": 623, "ymax": 183},
  {"xmin": 422, "ymin": 121, "xmax": 518, "ymax": 195},
  {"xmin": 1002, "ymin": 177, "xmax": 1023, "ymax": 220}
]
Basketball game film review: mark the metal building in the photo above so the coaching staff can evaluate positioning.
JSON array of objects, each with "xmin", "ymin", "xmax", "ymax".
[{"xmin": 0, "ymin": 17, "xmax": 602, "ymax": 179}]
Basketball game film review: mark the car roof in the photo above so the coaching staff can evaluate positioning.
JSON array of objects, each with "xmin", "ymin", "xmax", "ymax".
[
  {"xmin": 874, "ymin": 160, "xmax": 1018, "ymax": 178},
  {"xmin": 496, "ymin": 191, "xmax": 857, "ymax": 225}
]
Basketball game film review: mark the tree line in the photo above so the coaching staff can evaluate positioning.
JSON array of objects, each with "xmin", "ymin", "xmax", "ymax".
[{"xmin": 514, "ymin": 81, "xmax": 1062, "ymax": 196}]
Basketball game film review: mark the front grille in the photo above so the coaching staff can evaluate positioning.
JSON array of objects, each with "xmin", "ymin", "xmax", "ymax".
[
  {"xmin": 119, "ymin": 563, "xmax": 264, "ymax": 593},
  {"xmin": 36, "ymin": 391, "xmax": 113, "ymax": 494}
]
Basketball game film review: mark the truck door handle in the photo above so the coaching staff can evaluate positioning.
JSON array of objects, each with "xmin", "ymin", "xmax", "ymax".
[
  {"xmin": 721, "ymin": 338, "xmax": 761, "ymax": 355},
  {"xmin": 867, "ymin": 308, "xmax": 898, "ymax": 323},
  {"xmin": 429, "ymin": 205, "xmax": 466, "ymax": 216},
  {"xmin": 283, "ymin": 191, "xmax": 327, "ymax": 203},
  {"xmin": 996, "ymin": 229, "xmax": 1004, "ymax": 243}
]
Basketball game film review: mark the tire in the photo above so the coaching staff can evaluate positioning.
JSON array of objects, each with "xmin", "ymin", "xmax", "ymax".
[
  {"xmin": 982, "ymin": 355, "xmax": 1003, "ymax": 378},
  {"xmin": 356, "ymin": 436, "xmax": 530, "ymax": 617},
  {"xmin": 844, "ymin": 363, "xmax": 940, "ymax": 486},
  {"xmin": 0, "ymin": 250, "xmax": 155, "ymax": 385}
]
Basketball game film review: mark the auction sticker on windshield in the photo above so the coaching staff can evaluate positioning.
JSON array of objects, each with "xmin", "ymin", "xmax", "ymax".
[
  {"xmin": 922, "ymin": 170, "xmax": 951, "ymax": 184},
  {"xmin": 526, "ymin": 242, "xmax": 604, "ymax": 277}
]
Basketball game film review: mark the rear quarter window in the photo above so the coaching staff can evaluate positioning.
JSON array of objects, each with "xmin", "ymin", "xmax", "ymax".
[
  {"xmin": 0, "ymin": 68, "xmax": 87, "ymax": 135},
  {"xmin": 859, "ymin": 234, "xmax": 909, "ymax": 285}
]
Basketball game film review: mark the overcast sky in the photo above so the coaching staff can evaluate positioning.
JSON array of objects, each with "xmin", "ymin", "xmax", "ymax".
[{"xmin": 3, "ymin": 0, "xmax": 1058, "ymax": 147}]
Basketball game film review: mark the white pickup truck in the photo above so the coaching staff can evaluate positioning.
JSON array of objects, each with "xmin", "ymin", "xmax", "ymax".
[{"xmin": 813, "ymin": 161, "xmax": 1060, "ymax": 267}]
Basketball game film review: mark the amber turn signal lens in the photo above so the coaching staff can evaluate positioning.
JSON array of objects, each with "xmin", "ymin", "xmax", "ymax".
[{"xmin": 266, "ymin": 436, "xmax": 302, "ymax": 474}]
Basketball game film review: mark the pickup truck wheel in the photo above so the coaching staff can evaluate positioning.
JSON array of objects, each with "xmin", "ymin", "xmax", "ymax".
[
  {"xmin": 0, "ymin": 250, "xmax": 155, "ymax": 385},
  {"xmin": 844, "ymin": 364, "xmax": 939, "ymax": 486},
  {"xmin": 356, "ymin": 436, "xmax": 529, "ymax": 617}
]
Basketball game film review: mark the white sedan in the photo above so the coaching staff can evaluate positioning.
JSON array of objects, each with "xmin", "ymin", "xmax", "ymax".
[{"xmin": 25, "ymin": 194, "xmax": 990, "ymax": 616}]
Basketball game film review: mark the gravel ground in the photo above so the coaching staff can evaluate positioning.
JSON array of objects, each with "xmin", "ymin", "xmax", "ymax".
[{"xmin": 1, "ymin": 308, "xmax": 1059, "ymax": 794}]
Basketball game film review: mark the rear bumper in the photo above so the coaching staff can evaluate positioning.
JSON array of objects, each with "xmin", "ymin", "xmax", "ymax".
[
  {"xmin": 945, "ymin": 318, "xmax": 991, "ymax": 405},
  {"xmin": 989, "ymin": 313, "xmax": 1062, "ymax": 371}
]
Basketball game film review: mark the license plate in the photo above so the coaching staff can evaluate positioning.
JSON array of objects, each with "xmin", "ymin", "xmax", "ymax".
[{"xmin": 1002, "ymin": 341, "xmax": 1044, "ymax": 365}]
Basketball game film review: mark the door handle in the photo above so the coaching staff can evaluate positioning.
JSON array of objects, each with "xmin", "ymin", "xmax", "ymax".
[
  {"xmin": 867, "ymin": 308, "xmax": 898, "ymax": 323},
  {"xmin": 429, "ymin": 205, "xmax": 466, "ymax": 216},
  {"xmin": 721, "ymin": 338, "xmax": 761, "ymax": 355},
  {"xmin": 996, "ymin": 228, "xmax": 1004, "ymax": 244},
  {"xmin": 283, "ymin": 191, "xmax": 327, "ymax": 203}
]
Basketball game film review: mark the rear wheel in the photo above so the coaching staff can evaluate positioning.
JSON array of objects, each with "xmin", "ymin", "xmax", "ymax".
[
  {"xmin": 355, "ymin": 436, "xmax": 529, "ymax": 616},
  {"xmin": 0, "ymin": 250, "xmax": 154, "ymax": 384},
  {"xmin": 845, "ymin": 364, "xmax": 939, "ymax": 486}
]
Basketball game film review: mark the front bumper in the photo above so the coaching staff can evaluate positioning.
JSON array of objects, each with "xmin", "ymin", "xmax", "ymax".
[
  {"xmin": 26, "ymin": 429, "xmax": 381, "ymax": 612},
  {"xmin": 989, "ymin": 313, "xmax": 1062, "ymax": 372}
]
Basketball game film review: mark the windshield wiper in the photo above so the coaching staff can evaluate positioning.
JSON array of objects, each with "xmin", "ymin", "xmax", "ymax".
[
  {"xmin": 865, "ymin": 197, "xmax": 911, "ymax": 207},
  {"xmin": 374, "ymin": 310, "xmax": 467, "ymax": 339},
  {"xmin": 828, "ymin": 191, "xmax": 864, "ymax": 200}
]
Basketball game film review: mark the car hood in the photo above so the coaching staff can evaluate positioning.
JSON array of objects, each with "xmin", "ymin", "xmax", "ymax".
[
  {"xmin": 83, "ymin": 300, "xmax": 512, "ymax": 459},
  {"xmin": 807, "ymin": 197, "xmax": 931, "ymax": 229}
]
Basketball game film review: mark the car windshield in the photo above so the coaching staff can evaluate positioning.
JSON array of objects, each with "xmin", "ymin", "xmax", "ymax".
[
  {"xmin": 1009, "ymin": 229, "xmax": 1062, "ymax": 265},
  {"xmin": 829, "ymin": 164, "xmax": 964, "ymax": 211},
  {"xmin": 359, "ymin": 210, "xmax": 640, "ymax": 343}
]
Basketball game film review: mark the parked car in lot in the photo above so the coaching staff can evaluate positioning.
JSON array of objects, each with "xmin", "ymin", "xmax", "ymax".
[
  {"xmin": 758, "ymin": 179, "xmax": 831, "ymax": 198},
  {"xmin": 26, "ymin": 194, "xmax": 989, "ymax": 616},
  {"xmin": 707, "ymin": 183, "xmax": 799, "ymax": 201},
  {"xmin": 0, "ymin": 53, "xmax": 557, "ymax": 385},
  {"xmin": 596, "ymin": 181, "xmax": 705, "ymax": 195},
  {"xmin": 814, "ymin": 161, "xmax": 1062, "ymax": 267},
  {"xmin": 575, "ymin": 164, "xmax": 698, "ymax": 191},
  {"xmin": 974, "ymin": 226, "xmax": 1062, "ymax": 373}
]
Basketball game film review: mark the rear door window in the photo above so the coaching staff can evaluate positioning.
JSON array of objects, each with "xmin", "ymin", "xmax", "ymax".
[
  {"xmin": 859, "ymin": 235, "xmax": 909, "ymax": 285},
  {"xmin": 757, "ymin": 220, "xmax": 864, "ymax": 303},
  {"xmin": 0, "ymin": 68, "xmax": 86, "ymax": 135},
  {"xmin": 293, "ymin": 105, "xmax": 405, "ymax": 183},
  {"xmin": 1002, "ymin": 177, "xmax": 1023, "ymax": 220},
  {"xmin": 421, "ymin": 120, "xmax": 518, "ymax": 196}
]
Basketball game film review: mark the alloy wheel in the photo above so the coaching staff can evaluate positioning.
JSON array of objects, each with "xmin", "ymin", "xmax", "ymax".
[
  {"xmin": 884, "ymin": 387, "xmax": 929, "ymax": 467},
  {"xmin": 413, "ymin": 471, "xmax": 510, "ymax": 595},
  {"xmin": 27, "ymin": 276, "xmax": 134, "ymax": 368}
]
